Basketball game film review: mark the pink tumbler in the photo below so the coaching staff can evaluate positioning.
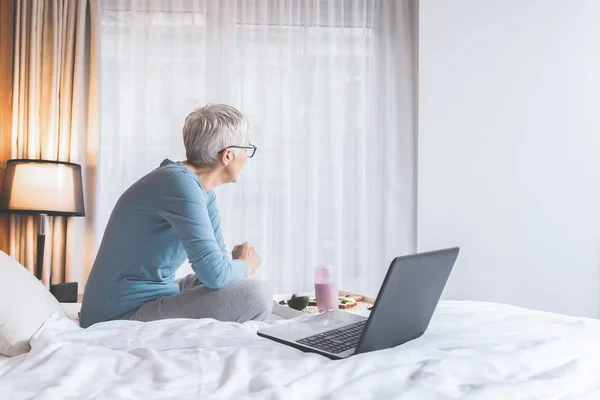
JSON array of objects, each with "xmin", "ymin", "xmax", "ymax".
[{"xmin": 314, "ymin": 265, "xmax": 338, "ymax": 312}]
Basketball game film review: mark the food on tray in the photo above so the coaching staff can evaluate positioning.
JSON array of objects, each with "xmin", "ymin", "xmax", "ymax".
[
  {"xmin": 343, "ymin": 294, "xmax": 363, "ymax": 302},
  {"xmin": 338, "ymin": 296, "xmax": 357, "ymax": 309},
  {"xmin": 288, "ymin": 293, "xmax": 310, "ymax": 310},
  {"xmin": 281, "ymin": 293, "xmax": 366, "ymax": 311},
  {"xmin": 309, "ymin": 294, "xmax": 360, "ymax": 309}
]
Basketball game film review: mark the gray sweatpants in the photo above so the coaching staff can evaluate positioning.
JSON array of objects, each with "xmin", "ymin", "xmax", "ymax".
[{"xmin": 129, "ymin": 275, "xmax": 273, "ymax": 323}]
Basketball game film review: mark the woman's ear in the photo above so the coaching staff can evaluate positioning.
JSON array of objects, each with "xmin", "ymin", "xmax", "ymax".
[{"xmin": 220, "ymin": 148, "xmax": 233, "ymax": 166}]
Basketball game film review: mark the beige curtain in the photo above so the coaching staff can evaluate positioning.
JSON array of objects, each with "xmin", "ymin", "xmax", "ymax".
[{"xmin": 10, "ymin": 0, "xmax": 100, "ymax": 288}]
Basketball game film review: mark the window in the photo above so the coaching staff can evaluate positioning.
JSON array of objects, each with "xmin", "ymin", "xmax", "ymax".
[{"xmin": 98, "ymin": 0, "xmax": 413, "ymax": 295}]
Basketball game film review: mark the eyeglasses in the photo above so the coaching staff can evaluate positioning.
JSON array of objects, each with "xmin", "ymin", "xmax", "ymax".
[{"xmin": 218, "ymin": 144, "xmax": 257, "ymax": 158}]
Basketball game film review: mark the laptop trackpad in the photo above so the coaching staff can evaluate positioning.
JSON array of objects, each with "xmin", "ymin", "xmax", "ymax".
[{"xmin": 299, "ymin": 312, "xmax": 347, "ymax": 328}]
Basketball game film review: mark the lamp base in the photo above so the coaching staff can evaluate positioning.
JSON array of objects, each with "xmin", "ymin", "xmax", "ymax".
[
  {"xmin": 36, "ymin": 233, "xmax": 45, "ymax": 281},
  {"xmin": 50, "ymin": 282, "xmax": 78, "ymax": 303},
  {"xmin": 36, "ymin": 214, "xmax": 47, "ymax": 281}
]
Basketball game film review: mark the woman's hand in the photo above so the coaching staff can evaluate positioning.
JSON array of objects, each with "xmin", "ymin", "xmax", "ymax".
[{"xmin": 232, "ymin": 242, "xmax": 261, "ymax": 276}]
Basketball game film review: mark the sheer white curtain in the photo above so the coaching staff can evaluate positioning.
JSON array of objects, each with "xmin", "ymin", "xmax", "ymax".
[{"xmin": 99, "ymin": 0, "xmax": 415, "ymax": 296}]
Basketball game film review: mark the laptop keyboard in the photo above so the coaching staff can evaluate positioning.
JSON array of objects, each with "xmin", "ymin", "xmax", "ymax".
[{"xmin": 297, "ymin": 320, "xmax": 367, "ymax": 354}]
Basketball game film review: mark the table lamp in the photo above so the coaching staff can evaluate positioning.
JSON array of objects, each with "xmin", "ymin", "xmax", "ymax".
[{"xmin": 0, "ymin": 159, "xmax": 85, "ymax": 293}]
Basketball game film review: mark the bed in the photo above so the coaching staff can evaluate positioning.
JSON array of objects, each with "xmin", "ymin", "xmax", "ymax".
[{"xmin": 1, "ymin": 300, "xmax": 600, "ymax": 399}]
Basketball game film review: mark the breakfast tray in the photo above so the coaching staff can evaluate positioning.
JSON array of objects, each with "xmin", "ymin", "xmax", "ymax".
[{"xmin": 272, "ymin": 290, "xmax": 376, "ymax": 319}]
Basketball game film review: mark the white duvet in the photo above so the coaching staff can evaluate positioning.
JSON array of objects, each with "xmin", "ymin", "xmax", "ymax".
[{"xmin": 1, "ymin": 301, "xmax": 600, "ymax": 400}]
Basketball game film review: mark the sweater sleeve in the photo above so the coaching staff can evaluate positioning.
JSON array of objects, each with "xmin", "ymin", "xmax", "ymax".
[
  {"xmin": 157, "ymin": 172, "xmax": 247, "ymax": 289},
  {"xmin": 207, "ymin": 192, "xmax": 230, "ymax": 260}
]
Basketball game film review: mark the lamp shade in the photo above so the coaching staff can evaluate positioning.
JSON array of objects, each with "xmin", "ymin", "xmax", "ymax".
[{"xmin": 0, "ymin": 159, "xmax": 85, "ymax": 216}]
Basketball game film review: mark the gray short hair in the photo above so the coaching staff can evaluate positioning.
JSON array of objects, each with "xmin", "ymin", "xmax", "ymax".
[{"xmin": 182, "ymin": 104, "xmax": 249, "ymax": 165}]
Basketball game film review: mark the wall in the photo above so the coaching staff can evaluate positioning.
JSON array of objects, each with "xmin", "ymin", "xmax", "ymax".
[{"xmin": 418, "ymin": 0, "xmax": 600, "ymax": 317}]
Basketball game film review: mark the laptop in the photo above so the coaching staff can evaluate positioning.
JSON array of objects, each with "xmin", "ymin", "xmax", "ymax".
[{"xmin": 257, "ymin": 247, "xmax": 459, "ymax": 360}]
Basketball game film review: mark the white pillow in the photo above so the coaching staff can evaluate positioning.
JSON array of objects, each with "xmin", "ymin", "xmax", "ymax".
[{"xmin": 0, "ymin": 250, "xmax": 66, "ymax": 357}]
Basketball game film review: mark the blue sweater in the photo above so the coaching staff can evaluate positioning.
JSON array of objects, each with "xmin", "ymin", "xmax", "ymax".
[{"xmin": 80, "ymin": 159, "xmax": 248, "ymax": 328}]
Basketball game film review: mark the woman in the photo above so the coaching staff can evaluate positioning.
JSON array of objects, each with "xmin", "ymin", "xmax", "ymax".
[{"xmin": 80, "ymin": 104, "xmax": 272, "ymax": 328}]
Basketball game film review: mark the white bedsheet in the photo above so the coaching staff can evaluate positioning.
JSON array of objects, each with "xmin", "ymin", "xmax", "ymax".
[{"xmin": 1, "ymin": 301, "xmax": 600, "ymax": 399}]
